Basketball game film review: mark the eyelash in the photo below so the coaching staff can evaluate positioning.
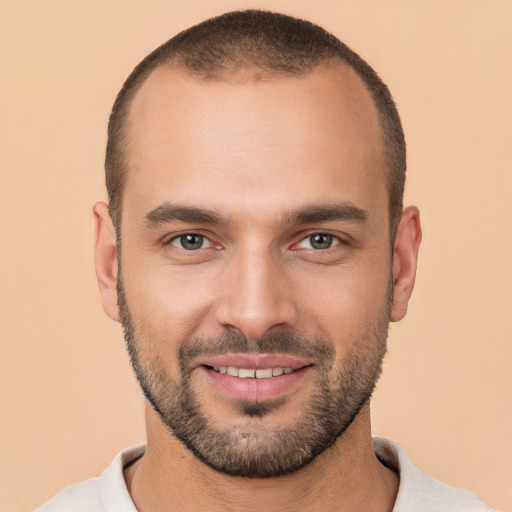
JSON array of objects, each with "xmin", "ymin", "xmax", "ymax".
[
  {"xmin": 294, "ymin": 232, "xmax": 343, "ymax": 251},
  {"xmin": 165, "ymin": 231, "xmax": 345, "ymax": 252},
  {"xmin": 166, "ymin": 233, "xmax": 215, "ymax": 251}
]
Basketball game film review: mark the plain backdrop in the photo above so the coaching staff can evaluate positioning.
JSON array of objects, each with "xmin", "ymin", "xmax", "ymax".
[{"xmin": 1, "ymin": 1, "xmax": 511, "ymax": 511}]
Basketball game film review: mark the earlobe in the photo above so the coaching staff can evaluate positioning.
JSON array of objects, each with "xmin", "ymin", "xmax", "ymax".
[
  {"xmin": 92, "ymin": 202, "xmax": 120, "ymax": 322},
  {"xmin": 390, "ymin": 206, "xmax": 422, "ymax": 322}
]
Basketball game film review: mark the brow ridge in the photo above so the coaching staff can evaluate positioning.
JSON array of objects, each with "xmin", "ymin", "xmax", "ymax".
[
  {"xmin": 144, "ymin": 201, "xmax": 368, "ymax": 228},
  {"xmin": 145, "ymin": 203, "xmax": 228, "ymax": 227},
  {"xmin": 281, "ymin": 203, "xmax": 368, "ymax": 226}
]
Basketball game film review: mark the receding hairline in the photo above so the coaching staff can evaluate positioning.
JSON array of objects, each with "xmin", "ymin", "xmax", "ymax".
[
  {"xmin": 105, "ymin": 10, "xmax": 406, "ymax": 239},
  {"xmin": 125, "ymin": 57, "xmax": 380, "ymax": 134},
  {"xmin": 119, "ymin": 56, "xmax": 386, "ymax": 193}
]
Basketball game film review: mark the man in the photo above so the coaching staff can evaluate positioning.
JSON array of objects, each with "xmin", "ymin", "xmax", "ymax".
[{"xmin": 37, "ymin": 10, "xmax": 493, "ymax": 512}]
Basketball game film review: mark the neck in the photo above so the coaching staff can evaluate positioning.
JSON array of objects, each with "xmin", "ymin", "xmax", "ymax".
[{"xmin": 125, "ymin": 402, "xmax": 399, "ymax": 512}]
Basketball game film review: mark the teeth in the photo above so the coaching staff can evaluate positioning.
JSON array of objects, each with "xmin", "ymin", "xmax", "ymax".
[
  {"xmin": 211, "ymin": 366, "xmax": 295, "ymax": 378},
  {"xmin": 227, "ymin": 366, "xmax": 239, "ymax": 377},
  {"xmin": 255, "ymin": 368, "xmax": 273, "ymax": 379}
]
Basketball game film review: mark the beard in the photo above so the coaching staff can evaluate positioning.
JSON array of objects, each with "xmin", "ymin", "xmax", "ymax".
[{"xmin": 117, "ymin": 276, "xmax": 390, "ymax": 479}]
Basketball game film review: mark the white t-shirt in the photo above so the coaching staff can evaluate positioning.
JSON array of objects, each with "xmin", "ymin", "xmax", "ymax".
[{"xmin": 36, "ymin": 438, "xmax": 494, "ymax": 511}]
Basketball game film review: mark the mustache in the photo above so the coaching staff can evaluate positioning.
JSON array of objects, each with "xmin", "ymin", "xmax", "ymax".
[{"xmin": 179, "ymin": 330, "xmax": 335, "ymax": 369}]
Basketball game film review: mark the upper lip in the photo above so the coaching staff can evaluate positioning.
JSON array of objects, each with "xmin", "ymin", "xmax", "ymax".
[{"xmin": 200, "ymin": 354, "xmax": 311, "ymax": 370}]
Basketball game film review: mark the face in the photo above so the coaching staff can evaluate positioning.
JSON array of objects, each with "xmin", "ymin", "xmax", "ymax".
[{"xmin": 114, "ymin": 63, "xmax": 396, "ymax": 477}]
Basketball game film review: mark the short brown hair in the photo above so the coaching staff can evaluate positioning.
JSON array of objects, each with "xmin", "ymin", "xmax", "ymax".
[{"xmin": 105, "ymin": 10, "xmax": 406, "ymax": 238}]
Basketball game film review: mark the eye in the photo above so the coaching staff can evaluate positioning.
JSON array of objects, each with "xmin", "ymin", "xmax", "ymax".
[
  {"xmin": 169, "ymin": 233, "xmax": 212, "ymax": 250},
  {"xmin": 297, "ymin": 233, "xmax": 341, "ymax": 250}
]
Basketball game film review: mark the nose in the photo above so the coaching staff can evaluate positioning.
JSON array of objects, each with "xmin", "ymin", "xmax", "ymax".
[{"xmin": 213, "ymin": 246, "xmax": 298, "ymax": 340}]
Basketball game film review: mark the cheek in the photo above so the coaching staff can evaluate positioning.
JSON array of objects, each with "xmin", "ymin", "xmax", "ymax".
[
  {"xmin": 121, "ymin": 254, "xmax": 221, "ymax": 344},
  {"xmin": 294, "ymin": 262, "xmax": 391, "ymax": 348},
  {"xmin": 120, "ymin": 237, "xmax": 392, "ymax": 353}
]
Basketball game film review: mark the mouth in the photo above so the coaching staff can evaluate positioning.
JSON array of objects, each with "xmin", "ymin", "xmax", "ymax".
[
  {"xmin": 198, "ymin": 355, "xmax": 314, "ymax": 402},
  {"xmin": 205, "ymin": 365, "xmax": 298, "ymax": 378}
]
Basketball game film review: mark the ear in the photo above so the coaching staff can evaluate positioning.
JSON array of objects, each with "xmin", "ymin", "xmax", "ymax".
[
  {"xmin": 390, "ymin": 205, "xmax": 422, "ymax": 322},
  {"xmin": 92, "ymin": 202, "xmax": 120, "ymax": 322}
]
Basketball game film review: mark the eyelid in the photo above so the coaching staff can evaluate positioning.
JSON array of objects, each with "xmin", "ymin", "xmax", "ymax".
[
  {"xmin": 164, "ymin": 232, "xmax": 218, "ymax": 250},
  {"xmin": 162, "ymin": 230, "xmax": 349, "ymax": 251},
  {"xmin": 292, "ymin": 231, "xmax": 345, "ymax": 250}
]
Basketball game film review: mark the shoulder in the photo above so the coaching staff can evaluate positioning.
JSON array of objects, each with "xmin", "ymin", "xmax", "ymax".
[
  {"xmin": 35, "ymin": 477, "xmax": 102, "ymax": 512},
  {"xmin": 373, "ymin": 438, "xmax": 495, "ymax": 512},
  {"xmin": 35, "ymin": 444, "xmax": 145, "ymax": 512}
]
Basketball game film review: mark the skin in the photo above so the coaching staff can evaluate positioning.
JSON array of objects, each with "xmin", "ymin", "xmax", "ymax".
[{"xmin": 93, "ymin": 62, "xmax": 421, "ymax": 511}]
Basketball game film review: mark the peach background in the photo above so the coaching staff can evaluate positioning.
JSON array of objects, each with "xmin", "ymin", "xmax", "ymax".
[{"xmin": 1, "ymin": 1, "xmax": 511, "ymax": 510}]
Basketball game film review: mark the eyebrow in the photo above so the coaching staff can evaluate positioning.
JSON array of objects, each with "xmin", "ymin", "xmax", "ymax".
[
  {"xmin": 144, "ymin": 201, "xmax": 368, "ymax": 228},
  {"xmin": 281, "ymin": 203, "xmax": 368, "ymax": 226},
  {"xmin": 145, "ymin": 203, "xmax": 228, "ymax": 227}
]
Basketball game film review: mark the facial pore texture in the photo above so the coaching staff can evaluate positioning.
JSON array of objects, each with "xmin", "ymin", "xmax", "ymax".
[{"xmin": 117, "ymin": 276, "xmax": 390, "ymax": 478}]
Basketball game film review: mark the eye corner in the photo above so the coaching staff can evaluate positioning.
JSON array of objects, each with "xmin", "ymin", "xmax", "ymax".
[
  {"xmin": 294, "ymin": 232, "xmax": 343, "ymax": 251},
  {"xmin": 166, "ymin": 233, "xmax": 207, "ymax": 251},
  {"xmin": 163, "ymin": 232, "xmax": 225, "ymax": 252}
]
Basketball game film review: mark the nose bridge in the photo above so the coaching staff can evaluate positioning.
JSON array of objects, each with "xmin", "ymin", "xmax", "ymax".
[{"xmin": 214, "ymin": 240, "xmax": 297, "ymax": 340}]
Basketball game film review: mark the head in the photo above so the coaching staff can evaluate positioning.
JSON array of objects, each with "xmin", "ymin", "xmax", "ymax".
[
  {"xmin": 93, "ymin": 10, "xmax": 421, "ymax": 479},
  {"xmin": 105, "ymin": 10, "xmax": 406, "ymax": 241}
]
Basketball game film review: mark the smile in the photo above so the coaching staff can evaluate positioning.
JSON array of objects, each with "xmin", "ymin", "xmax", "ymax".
[
  {"xmin": 200, "ymin": 360, "xmax": 314, "ymax": 402},
  {"xmin": 207, "ymin": 366, "xmax": 295, "ymax": 379}
]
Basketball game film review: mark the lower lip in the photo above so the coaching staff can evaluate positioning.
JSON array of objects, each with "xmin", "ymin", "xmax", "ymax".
[{"xmin": 199, "ymin": 365, "xmax": 313, "ymax": 402}]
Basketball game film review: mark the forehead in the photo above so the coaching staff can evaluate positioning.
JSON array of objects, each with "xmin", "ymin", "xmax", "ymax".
[{"xmin": 123, "ymin": 62, "xmax": 386, "ymax": 223}]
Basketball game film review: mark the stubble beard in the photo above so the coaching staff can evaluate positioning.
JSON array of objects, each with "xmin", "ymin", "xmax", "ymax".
[{"xmin": 117, "ymin": 277, "xmax": 390, "ymax": 479}]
